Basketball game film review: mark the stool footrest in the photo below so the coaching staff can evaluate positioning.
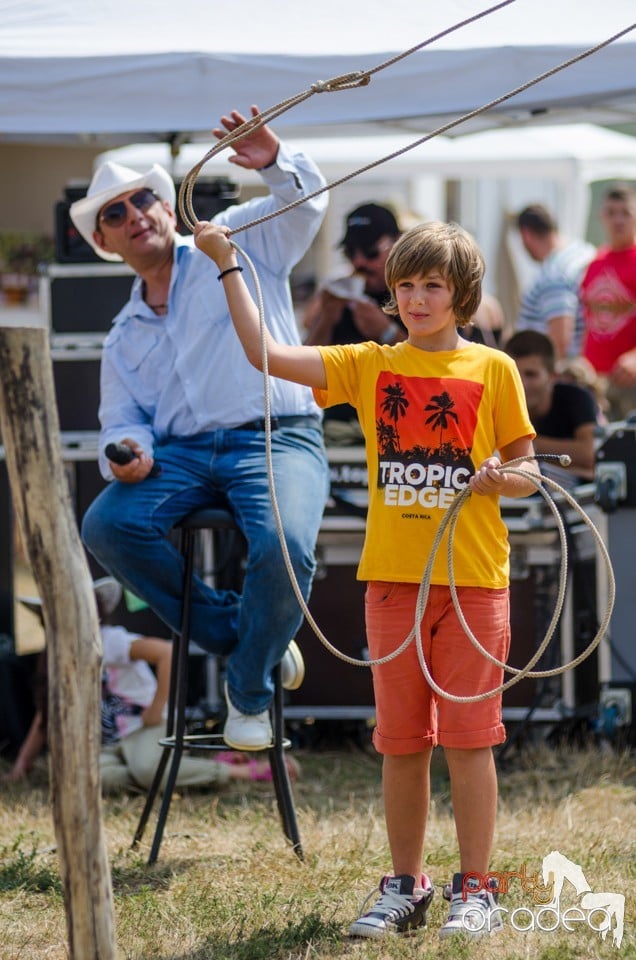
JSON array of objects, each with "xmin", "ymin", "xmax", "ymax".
[{"xmin": 158, "ymin": 733, "xmax": 292, "ymax": 751}]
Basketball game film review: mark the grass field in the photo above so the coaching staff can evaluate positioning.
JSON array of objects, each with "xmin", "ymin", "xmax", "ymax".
[{"xmin": 0, "ymin": 738, "xmax": 634, "ymax": 959}]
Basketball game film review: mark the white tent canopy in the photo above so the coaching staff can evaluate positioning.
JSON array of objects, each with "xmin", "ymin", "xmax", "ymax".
[
  {"xmin": 99, "ymin": 122, "xmax": 636, "ymax": 240},
  {"xmin": 99, "ymin": 123, "xmax": 636, "ymax": 187},
  {"xmin": 96, "ymin": 123, "xmax": 636, "ymax": 296},
  {"xmin": 1, "ymin": 0, "xmax": 636, "ymax": 145}
]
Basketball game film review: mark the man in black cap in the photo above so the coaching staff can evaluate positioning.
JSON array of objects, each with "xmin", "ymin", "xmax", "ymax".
[{"xmin": 303, "ymin": 203, "xmax": 403, "ymax": 440}]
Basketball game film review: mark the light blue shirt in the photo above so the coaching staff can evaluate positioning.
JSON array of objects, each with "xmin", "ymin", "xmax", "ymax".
[{"xmin": 98, "ymin": 142, "xmax": 327, "ymax": 477}]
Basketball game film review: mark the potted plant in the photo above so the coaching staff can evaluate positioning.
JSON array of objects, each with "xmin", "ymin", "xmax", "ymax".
[{"xmin": 0, "ymin": 232, "xmax": 55, "ymax": 305}]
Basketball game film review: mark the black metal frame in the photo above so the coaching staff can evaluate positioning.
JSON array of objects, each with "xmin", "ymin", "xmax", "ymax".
[{"xmin": 131, "ymin": 507, "xmax": 303, "ymax": 864}]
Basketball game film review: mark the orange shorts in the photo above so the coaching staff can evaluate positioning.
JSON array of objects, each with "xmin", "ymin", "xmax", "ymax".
[{"xmin": 366, "ymin": 582, "xmax": 510, "ymax": 754}]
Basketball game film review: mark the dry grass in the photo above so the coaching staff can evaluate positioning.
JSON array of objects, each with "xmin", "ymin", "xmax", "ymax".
[{"xmin": 0, "ymin": 741, "xmax": 634, "ymax": 959}]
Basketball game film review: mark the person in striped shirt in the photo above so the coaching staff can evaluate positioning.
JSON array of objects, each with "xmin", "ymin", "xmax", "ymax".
[{"xmin": 516, "ymin": 204, "xmax": 595, "ymax": 360}]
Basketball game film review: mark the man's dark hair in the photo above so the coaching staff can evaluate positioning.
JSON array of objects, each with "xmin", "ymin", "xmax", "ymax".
[
  {"xmin": 505, "ymin": 329, "xmax": 556, "ymax": 374},
  {"xmin": 603, "ymin": 182, "xmax": 636, "ymax": 205},
  {"xmin": 516, "ymin": 204, "xmax": 558, "ymax": 236}
]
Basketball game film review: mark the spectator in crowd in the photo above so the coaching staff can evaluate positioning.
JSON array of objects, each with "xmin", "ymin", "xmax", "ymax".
[
  {"xmin": 505, "ymin": 330, "xmax": 598, "ymax": 485},
  {"xmin": 303, "ymin": 203, "xmax": 404, "ymax": 442},
  {"xmin": 463, "ymin": 292, "xmax": 508, "ymax": 347},
  {"xmin": 581, "ymin": 183, "xmax": 636, "ymax": 421},
  {"xmin": 516, "ymin": 204, "xmax": 595, "ymax": 360},
  {"xmin": 69, "ymin": 106, "xmax": 330, "ymax": 751},
  {"xmin": 3, "ymin": 579, "xmax": 299, "ymax": 788}
]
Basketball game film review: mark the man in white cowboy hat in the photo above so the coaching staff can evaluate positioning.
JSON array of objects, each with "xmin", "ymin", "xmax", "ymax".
[{"xmin": 70, "ymin": 106, "xmax": 330, "ymax": 751}]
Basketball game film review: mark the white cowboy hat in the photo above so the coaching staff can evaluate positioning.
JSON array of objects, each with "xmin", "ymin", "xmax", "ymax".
[
  {"xmin": 69, "ymin": 161, "xmax": 176, "ymax": 262},
  {"xmin": 19, "ymin": 576, "xmax": 123, "ymax": 622}
]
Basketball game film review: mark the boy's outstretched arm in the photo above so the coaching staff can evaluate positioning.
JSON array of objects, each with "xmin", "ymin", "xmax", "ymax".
[{"xmin": 194, "ymin": 221, "xmax": 327, "ymax": 390}]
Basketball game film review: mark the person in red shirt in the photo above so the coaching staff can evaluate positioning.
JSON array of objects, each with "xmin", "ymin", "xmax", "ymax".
[{"xmin": 581, "ymin": 183, "xmax": 636, "ymax": 420}]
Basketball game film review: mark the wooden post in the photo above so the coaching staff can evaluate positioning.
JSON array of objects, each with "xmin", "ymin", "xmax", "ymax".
[{"xmin": 0, "ymin": 324, "xmax": 117, "ymax": 960}]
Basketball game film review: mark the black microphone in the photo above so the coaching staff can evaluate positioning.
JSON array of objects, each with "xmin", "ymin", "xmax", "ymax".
[{"xmin": 104, "ymin": 442, "xmax": 162, "ymax": 478}]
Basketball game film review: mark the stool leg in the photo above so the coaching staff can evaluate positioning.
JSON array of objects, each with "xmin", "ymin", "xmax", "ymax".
[
  {"xmin": 268, "ymin": 665, "xmax": 303, "ymax": 861},
  {"xmin": 131, "ymin": 635, "xmax": 178, "ymax": 848},
  {"xmin": 132, "ymin": 527, "xmax": 196, "ymax": 864}
]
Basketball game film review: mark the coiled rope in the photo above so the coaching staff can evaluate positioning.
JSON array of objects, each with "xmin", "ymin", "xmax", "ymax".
[{"xmin": 230, "ymin": 240, "xmax": 615, "ymax": 703}]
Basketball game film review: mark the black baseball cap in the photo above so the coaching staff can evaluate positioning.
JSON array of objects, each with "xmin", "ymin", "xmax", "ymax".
[{"xmin": 340, "ymin": 203, "xmax": 400, "ymax": 250}]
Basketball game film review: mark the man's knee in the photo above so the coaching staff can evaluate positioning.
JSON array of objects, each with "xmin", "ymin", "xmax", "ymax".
[{"xmin": 81, "ymin": 498, "xmax": 108, "ymax": 553}]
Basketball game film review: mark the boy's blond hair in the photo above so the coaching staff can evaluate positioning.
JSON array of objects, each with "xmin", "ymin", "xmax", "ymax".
[{"xmin": 383, "ymin": 221, "xmax": 484, "ymax": 325}]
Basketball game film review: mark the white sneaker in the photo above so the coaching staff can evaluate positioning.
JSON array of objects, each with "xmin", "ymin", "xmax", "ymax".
[
  {"xmin": 223, "ymin": 683, "xmax": 272, "ymax": 751},
  {"xmin": 349, "ymin": 874, "xmax": 434, "ymax": 938},
  {"xmin": 280, "ymin": 639, "xmax": 305, "ymax": 691},
  {"xmin": 439, "ymin": 873, "xmax": 503, "ymax": 939}
]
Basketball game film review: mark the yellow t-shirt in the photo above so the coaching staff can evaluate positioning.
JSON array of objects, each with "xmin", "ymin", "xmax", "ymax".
[{"xmin": 315, "ymin": 340, "xmax": 534, "ymax": 587}]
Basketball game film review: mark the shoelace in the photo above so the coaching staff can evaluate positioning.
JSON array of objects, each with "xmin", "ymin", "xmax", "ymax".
[
  {"xmin": 448, "ymin": 890, "xmax": 493, "ymax": 918},
  {"xmin": 358, "ymin": 886, "xmax": 415, "ymax": 921}
]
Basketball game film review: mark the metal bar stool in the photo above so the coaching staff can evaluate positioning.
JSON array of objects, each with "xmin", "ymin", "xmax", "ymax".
[{"xmin": 132, "ymin": 507, "xmax": 303, "ymax": 864}]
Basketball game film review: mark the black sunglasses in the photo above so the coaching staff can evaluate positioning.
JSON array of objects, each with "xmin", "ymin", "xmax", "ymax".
[
  {"xmin": 344, "ymin": 243, "xmax": 382, "ymax": 261},
  {"xmin": 98, "ymin": 188, "xmax": 160, "ymax": 229}
]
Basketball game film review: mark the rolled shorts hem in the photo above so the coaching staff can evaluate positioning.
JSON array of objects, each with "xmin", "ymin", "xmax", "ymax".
[
  {"xmin": 372, "ymin": 730, "xmax": 437, "ymax": 755},
  {"xmin": 438, "ymin": 722, "xmax": 507, "ymax": 750}
]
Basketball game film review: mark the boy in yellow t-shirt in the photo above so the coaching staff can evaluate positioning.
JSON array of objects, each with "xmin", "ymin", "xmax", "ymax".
[{"xmin": 194, "ymin": 219, "xmax": 538, "ymax": 941}]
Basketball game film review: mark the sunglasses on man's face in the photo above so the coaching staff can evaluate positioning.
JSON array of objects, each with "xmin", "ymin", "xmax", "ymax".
[
  {"xmin": 98, "ymin": 188, "xmax": 160, "ymax": 229},
  {"xmin": 344, "ymin": 243, "xmax": 382, "ymax": 261}
]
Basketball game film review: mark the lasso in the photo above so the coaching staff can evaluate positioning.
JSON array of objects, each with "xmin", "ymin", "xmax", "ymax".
[
  {"xmin": 180, "ymin": 3, "xmax": 625, "ymax": 700},
  {"xmin": 178, "ymin": 7, "xmax": 635, "ymax": 235}
]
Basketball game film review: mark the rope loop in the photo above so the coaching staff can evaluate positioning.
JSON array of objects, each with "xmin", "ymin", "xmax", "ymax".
[
  {"xmin": 178, "ymin": 15, "xmax": 634, "ymax": 238},
  {"xmin": 311, "ymin": 71, "xmax": 372, "ymax": 93}
]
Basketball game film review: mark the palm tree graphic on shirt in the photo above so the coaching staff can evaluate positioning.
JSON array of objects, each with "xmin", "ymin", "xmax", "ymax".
[
  {"xmin": 375, "ymin": 377, "xmax": 477, "ymax": 493},
  {"xmin": 378, "ymin": 381, "xmax": 409, "ymax": 453},
  {"xmin": 424, "ymin": 391, "xmax": 459, "ymax": 448}
]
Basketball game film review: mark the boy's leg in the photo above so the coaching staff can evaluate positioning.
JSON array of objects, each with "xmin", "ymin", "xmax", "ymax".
[
  {"xmin": 349, "ymin": 749, "xmax": 435, "ymax": 939},
  {"xmin": 348, "ymin": 583, "xmax": 436, "ymax": 939},
  {"xmin": 444, "ymin": 746, "xmax": 497, "ymax": 875},
  {"xmin": 383, "ymin": 750, "xmax": 432, "ymax": 878},
  {"xmin": 433, "ymin": 586, "xmax": 509, "ymax": 938}
]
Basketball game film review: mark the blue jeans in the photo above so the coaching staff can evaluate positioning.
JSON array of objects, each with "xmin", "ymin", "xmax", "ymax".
[{"xmin": 82, "ymin": 425, "xmax": 329, "ymax": 714}]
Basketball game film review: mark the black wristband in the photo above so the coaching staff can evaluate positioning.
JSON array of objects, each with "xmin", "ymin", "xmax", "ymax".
[{"xmin": 217, "ymin": 265, "xmax": 243, "ymax": 281}]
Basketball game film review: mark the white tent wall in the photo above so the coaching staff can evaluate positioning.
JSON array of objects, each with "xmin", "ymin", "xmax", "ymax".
[
  {"xmin": 94, "ymin": 124, "xmax": 636, "ymax": 329},
  {"xmin": 453, "ymin": 175, "xmax": 591, "ymax": 325},
  {"xmin": 2, "ymin": 0, "xmax": 636, "ymax": 299}
]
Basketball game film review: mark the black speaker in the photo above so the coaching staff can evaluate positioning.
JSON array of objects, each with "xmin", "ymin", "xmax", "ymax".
[
  {"xmin": 288, "ymin": 531, "xmax": 375, "ymax": 713},
  {"xmin": 44, "ymin": 266, "xmax": 134, "ymax": 335},
  {"xmin": 0, "ymin": 649, "xmax": 40, "ymax": 757},
  {"xmin": 52, "ymin": 351, "xmax": 102, "ymax": 432},
  {"xmin": 54, "ymin": 177, "xmax": 239, "ymax": 264},
  {"xmin": 174, "ymin": 177, "xmax": 239, "ymax": 233},
  {"xmin": 54, "ymin": 185, "xmax": 102, "ymax": 263}
]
